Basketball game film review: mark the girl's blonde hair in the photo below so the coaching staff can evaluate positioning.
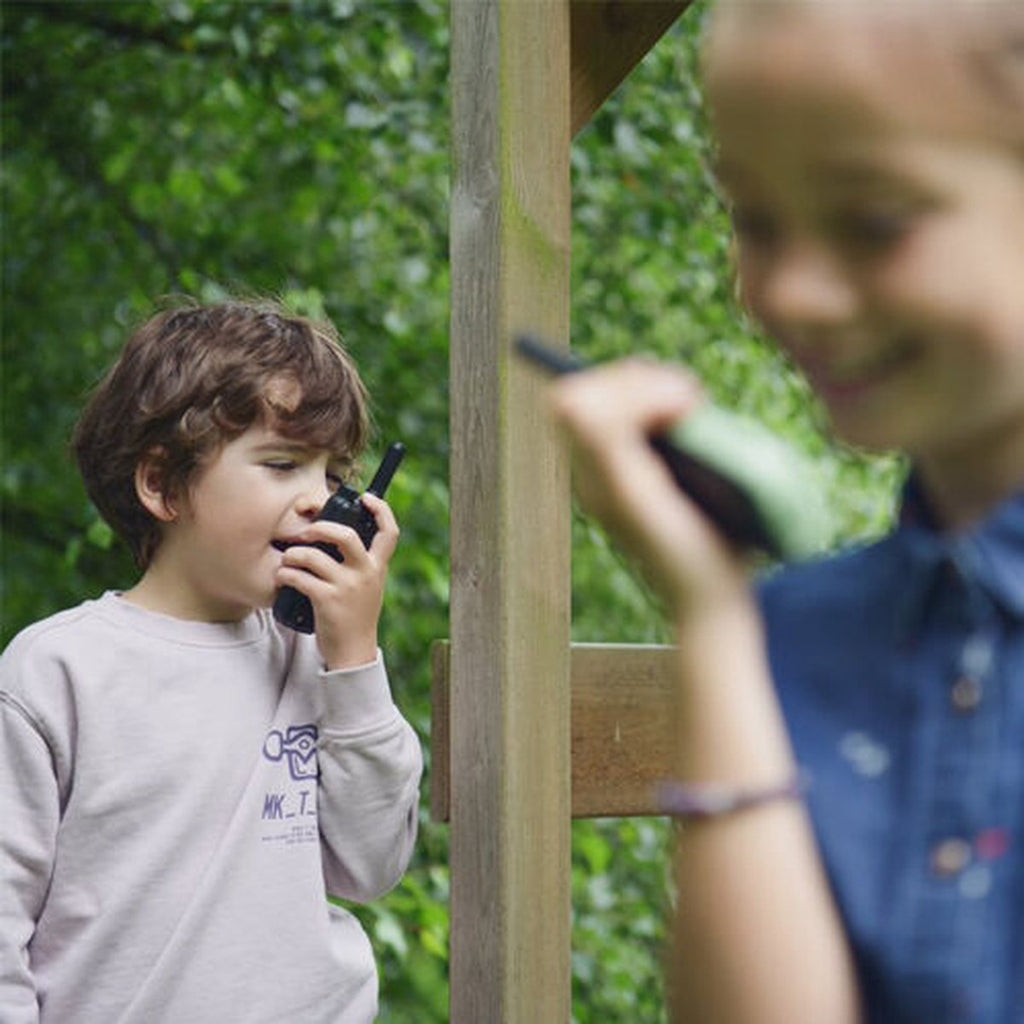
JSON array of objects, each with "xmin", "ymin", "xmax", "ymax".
[{"xmin": 708, "ymin": 1, "xmax": 1024, "ymax": 149}]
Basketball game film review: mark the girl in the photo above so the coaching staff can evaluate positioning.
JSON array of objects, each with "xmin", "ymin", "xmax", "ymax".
[{"xmin": 551, "ymin": 3, "xmax": 1024, "ymax": 1021}]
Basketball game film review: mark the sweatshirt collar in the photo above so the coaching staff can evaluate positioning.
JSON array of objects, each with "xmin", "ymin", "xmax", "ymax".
[{"xmin": 97, "ymin": 591, "xmax": 269, "ymax": 645}]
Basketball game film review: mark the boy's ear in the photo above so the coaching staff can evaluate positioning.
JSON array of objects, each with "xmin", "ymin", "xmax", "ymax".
[{"xmin": 135, "ymin": 448, "xmax": 178, "ymax": 522}]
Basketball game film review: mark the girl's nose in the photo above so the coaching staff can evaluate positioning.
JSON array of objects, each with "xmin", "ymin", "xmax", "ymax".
[{"xmin": 747, "ymin": 241, "xmax": 859, "ymax": 330}]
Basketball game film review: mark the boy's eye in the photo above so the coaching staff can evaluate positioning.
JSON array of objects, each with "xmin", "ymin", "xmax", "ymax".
[
  {"xmin": 264, "ymin": 460, "xmax": 297, "ymax": 473},
  {"xmin": 326, "ymin": 472, "xmax": 344, "ymax": 491}
]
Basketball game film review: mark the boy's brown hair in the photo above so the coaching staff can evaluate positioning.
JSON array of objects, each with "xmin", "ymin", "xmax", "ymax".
[{"xmin": 73, "ymin": 298, "xmax": 370, "ymax": 569}]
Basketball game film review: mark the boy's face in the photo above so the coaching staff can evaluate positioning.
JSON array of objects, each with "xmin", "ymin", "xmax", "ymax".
[
  {"xmin": 706, "ymin": 3, "xmax": 1024, "ymax": 478},
  {"xmin": 156, "ymin": 421, "xmax": 344, "ymax": 622}
]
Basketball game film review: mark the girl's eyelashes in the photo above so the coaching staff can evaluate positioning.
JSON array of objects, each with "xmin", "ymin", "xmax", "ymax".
[
  {"xmin": 730, "ymin": 205, "xmax": 782, "ymax": 249},
  {"xmin": 829, "ymin": 205, "xmax": 915, "ymax": 251},
  {"xmin": 264, "ymin": 460, "xmax": 297, "ymax": 473},
  {"xmin": 326, "ymin": 472, "xmax": 345, "ymax": 491},
  {"xmin": 730, "ymin": 200, "xmax": 918, "ymax": 255}
]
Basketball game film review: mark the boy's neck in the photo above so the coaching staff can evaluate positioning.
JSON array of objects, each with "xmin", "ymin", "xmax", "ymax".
[{"xmin": 121, "ymin": 565, "xmax": 254, "ymax": 624}]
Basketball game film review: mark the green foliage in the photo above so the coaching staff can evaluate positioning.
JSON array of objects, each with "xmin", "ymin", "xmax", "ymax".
[
  {"xmin": 3, "ymin": 4, "xmax": 454, "ymax": 1017},
  {"xmin": 2, "ymin": 2, "xmax": 901, "ymax": 1020},
  {"xmin": 571, "ymin": 817, "xmax": 674, "ymax": 1023}
]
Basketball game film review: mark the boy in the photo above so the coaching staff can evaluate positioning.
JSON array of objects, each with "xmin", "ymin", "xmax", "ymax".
[
  {"xmin": 549, "ymin": 2, "xmax": 1024, "ymax": 1021},
  {"xmin": 0, "ymin": 300, "xmax": 423, "ymax": 1023}
]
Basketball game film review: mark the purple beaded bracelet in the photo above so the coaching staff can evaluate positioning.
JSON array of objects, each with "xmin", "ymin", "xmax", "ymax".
[{"xmin": 657, "ymin": 771, "xmax": 810, "ymax": 821}]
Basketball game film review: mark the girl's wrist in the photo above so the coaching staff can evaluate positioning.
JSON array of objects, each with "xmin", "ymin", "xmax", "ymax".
[
  {"xmin": 671, "ymin": 593, "xmax": 797, "ymax": 785},
  {"xmin": 674, "ymin": 582, "xmax": 763, "ymax": 649}
]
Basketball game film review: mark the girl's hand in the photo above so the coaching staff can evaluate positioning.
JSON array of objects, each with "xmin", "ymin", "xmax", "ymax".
[
  {"xmin": 550, "ymin": 358, "xmax": 752, "ymax": 618},
  {"xmin": 276, "ymin": 492, "xmax": 399, "ymax": 670}
]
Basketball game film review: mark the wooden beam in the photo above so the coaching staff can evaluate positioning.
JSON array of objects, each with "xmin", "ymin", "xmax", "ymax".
[
  {"xmin": 571, "ymin": 0, "xmax": 691, "ymax": 135},
  {"xmin": 448, "ymin": 1, "xmax": 572, "ymax": 1021},
  {"xmin": 432, "ymin": 643, "xmax": 677, "ymax": 822}
]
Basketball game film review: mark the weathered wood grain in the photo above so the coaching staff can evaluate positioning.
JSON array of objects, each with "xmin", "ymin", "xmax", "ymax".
[
  {"xmin": 433, "ymin": 642, "xmax": 677, "ymax": 822},
  {"xmin": 449, "ymin": 1, "xmax": 572, "ymax": 1019},
  {"xmin": 571, "ymin": 1, "xmax": 690, "ymax": 135}
]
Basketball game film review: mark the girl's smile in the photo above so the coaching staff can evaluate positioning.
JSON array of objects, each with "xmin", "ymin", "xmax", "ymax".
[{"xmin": 706, "ymin": 2, "xmax": 1024, "ymax": 523}]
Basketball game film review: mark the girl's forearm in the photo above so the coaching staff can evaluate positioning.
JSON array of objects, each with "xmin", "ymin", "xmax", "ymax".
[{"xmin": 667, "ymin": 600, "xmax": 862, "ymax": 1024}]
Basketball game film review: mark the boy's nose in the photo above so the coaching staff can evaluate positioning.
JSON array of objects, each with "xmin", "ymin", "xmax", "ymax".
[
  {"xmin": 752, "ymin": 242, "xmax": 859, "ymax": 329},
  {"xmin": 296, "ymin": 479, "xmax": 332, "ymax": 518}
]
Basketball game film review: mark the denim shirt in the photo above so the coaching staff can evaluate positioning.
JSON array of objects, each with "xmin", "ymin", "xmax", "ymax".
[{"xmin": 759, "ymin": 480, "xmax": 1024, "ymax": 1023}]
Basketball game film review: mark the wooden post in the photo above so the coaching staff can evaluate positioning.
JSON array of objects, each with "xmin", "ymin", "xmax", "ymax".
[
  {"xmin": 445, "ymin": 2, "xmax": 693, "ymax": 1019},
  {"xmin": 570, "ymin": 1, "xmax": 690, "ymax": 135},
  {"xmin": 432, "ymin": 642, "xmax": 678, "ymax": 822},
  {"xmin": 448, "ymin": 1, "xmax": 572, "ymax": 1021}
]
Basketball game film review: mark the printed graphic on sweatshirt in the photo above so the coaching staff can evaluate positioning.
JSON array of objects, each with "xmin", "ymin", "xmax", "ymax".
[
  {"xmin": 260, "ymin": 723, "xmax": 319, "ymax": 847},
  {"xmin": 263, "ymin": 723, "xmax": 319, "ymax": 780}
]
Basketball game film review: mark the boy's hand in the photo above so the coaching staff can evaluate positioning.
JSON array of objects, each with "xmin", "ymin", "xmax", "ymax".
[
  {"xmin": 550, "ymin": 358, "xmax": 753, "ymax": 618},
  {"xmin": 275, "ymin": 493, "xmax": 399, "ymax": 670}
]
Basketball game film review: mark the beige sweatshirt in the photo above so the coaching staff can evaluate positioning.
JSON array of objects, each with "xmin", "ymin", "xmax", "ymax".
[{"xmin": 0, "ymin": 593, "xmax": 422, "ymax": 1023}]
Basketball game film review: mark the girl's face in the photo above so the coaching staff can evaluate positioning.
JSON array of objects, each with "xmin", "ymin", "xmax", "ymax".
[{"xmin": 706, "ymin": 2, "xmax": 1024, "ymax": 509}]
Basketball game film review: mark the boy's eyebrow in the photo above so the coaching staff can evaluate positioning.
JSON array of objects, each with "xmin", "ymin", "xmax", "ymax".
[
  {"xmin": 252, "ymin": 439, "xmax": 312, "ymax": 454},
  {"xmin": 252, "ymin": 439, "xmax": 339, "ymax": 461}
]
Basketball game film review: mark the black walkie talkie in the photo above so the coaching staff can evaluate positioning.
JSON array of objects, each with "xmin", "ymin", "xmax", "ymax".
[
  {"xmin": 273, "ymin": 442, "xmax": 406, "ymax": 634},
  {"xmin": 515, "ymin": 334, "xmax": 829, "ymax": 561}
]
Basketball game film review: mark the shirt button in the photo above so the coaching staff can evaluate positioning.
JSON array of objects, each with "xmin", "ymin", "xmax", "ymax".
[
  {"xmin": 975, "ymin": 827, "xmax": 1011, "ymax": 861},
  {"xmin": 950, "ymin": 675, "xmax": 983, "ymax": 713},
  {"xmin": 931, "ymin": 837, "xmax": 972, "ymax": 877}
]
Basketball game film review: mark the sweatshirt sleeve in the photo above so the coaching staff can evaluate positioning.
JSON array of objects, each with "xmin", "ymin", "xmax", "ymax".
[
  {"xmin": 0, "ymin": 690, "xmax": 57, "ymax": 1024},
  {"xmin": 315, "ymin": 652, "xmax": 423, "ymax": 903}
]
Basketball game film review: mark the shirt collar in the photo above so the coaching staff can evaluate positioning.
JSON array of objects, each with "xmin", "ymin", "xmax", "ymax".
[{"xmin": 894, "ymin": 473, "xmax": 1024, "ymax": 628}]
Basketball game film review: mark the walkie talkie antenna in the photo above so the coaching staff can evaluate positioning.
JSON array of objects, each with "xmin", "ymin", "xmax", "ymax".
[
  {"xmin": 366, "ymin": 442, "xmax": 406, "ymax": 497},
  {"xmin": 515, "ymin": 334, "xmax": 587, "ymax": 375}
]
